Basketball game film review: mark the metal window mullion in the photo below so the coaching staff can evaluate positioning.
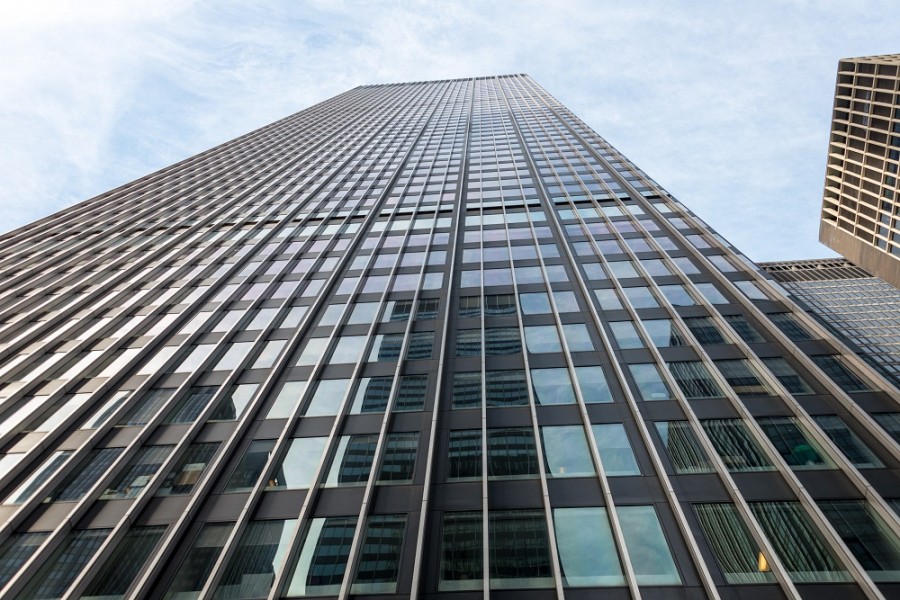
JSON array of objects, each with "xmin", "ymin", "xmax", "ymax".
[{"xmin": 504, "ymin": 76, "xmax": 725, "ymax": 600}]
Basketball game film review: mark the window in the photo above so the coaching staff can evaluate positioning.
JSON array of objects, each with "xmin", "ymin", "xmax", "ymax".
[
  {"xmin": 4, "ymin": 450, "xmax": 72, "ymax": 505},
  {"xmin": 872, "ymin": 413, "xmax": 900, "ymax": 444},
  {"xmin": 594, "ymin": 288, "xmax": 623, "ymax": 310},
  {"xmin": 814, "ymin": 415, "xmax": 882, "ymax": 468},
  {"xmin": 541, "ymin": 426, "xmax": 595, "ymax": 477},
  {"xmin": 351, "ymin": 515, "xmax": 407, "ymax": 593},
  {"xmin": 642, "ymin": 318, "xmax": 686, "ymax": 347},
  {"xmin": 757, "ymin": 417, "xmax": 833, "ymax": 470},
  {"xmin": 379, "ymin": 433, "xmax": 419, "ymax": 483},
  {"xmin": 209, "ymin": 383, "xmax": 258, "ymax": 421},
  {"xmin": 617, "ymin": 506, "xmax": 682, "ymax": 585},
  {"xmin": 818, "ymin": 500, "xmax": 900, "ymax": 581},
  {"xmin": 489, "ymin": 510, "xmax": 554, "ymax": 589},
  {"xmin": 723, "ymin": 314, "xmax": 765, "ymax": 343},
  {"xmin": 486, "ymin": 370, "xmax": 528, "ymax": 406},
  {"xmin": 769, "ymin": 313, "xmax": 814, "ymax": 341},
  {"xmin": 351, "ymin": 376, "xmax": 393, "ymax": 413},
  {"xmin": 563, "ymin": 323, "xmax": 594, "ymax": 351},
  {"xmin": 83, "ymin": 526, "xmax": 166, "ymax": 599},
  {"xmin": 683, "ymin": 316, "xmax": 730, "ymax": 345},
  {"xmin": 762, "ymin": 358, "xmax": 814, "ymax": 394},
  {"xmin": 416, "ymin": 297, "xmax": 439, "ymax": 320},
  {"xmin": 214, "ymin": 519, "xmax": 296, "ymax": 599},
  {"xmin": 701, "ymin": 419, "xmax": 773, "ymax": 472},
  {"xmin": 395, "ymin": 374, "xmax": 428, "ymax": 411},
  {"xmin": 163, "ymin": 523, "xmax": 233, "ymax": 598},
  {"xmin": 226, "ymin": 440, "xmax": 275, "ymax": 492},
  {"xmin": 448, "ymin": 430, "xmax": 481, "ymax": 479},
  {"xmin": 452, "ymin": 372, "xmax": 481, "ymax": 408},
  {"xmin": 101, "ymin": 445, "xmax": 173, "ymax": 499},
  {"xmin": 520, "ymin": 292, "xmax": 551, "ymax": 314},
  {"xmin": 694, "ymin": 282, "xmax": 729, "ymax": 304},
  {"xmin": 667, "ymin": 361, "xmax": 723, "ymax": 399},
  {"xmin": 488, "ymin": 428, "xmax": 538, "ymax": 479},
  {"xmin": 574, "ymin": 366, "xmax": 614, "ymax": 403},
  {"xmin": 658, "ymin": 284, "xmax": 696, "ymax": 306},
  {"xmin": 324, "ymin": 434, "xmax": 378, "ymax": 486},
  {"xmin": 165, "ymin": 386, "xmax": 218, "ymax": 424},
  {"xmin": 266, "ymin": 380, "xmax": 306, "ymax": 419},
  {"xmin": 455, "ymin": 329, "xmax": 481, "ymax": 357},
  {"xmin": 622, "ymin": 286, "xmax": 659, "ymax": 309},
  {"xmin": 694, "ymin": 503, "xmax": 775, "ymax": 584},
  {"xmin": 0, "ymin": 532, "xmax": 49, "ymax": 588},
  {"xmin": 406, "ymin": 331, "xmax": 434, "ymax": 359},
  {"xmin": 628, "ymin": 363, "xmax": 672, "ymax": 400},
  {"xmin": 330, "ymin": 335, "xmax": 367, "ymax": 364},
  {"xmin": 117, "ymin": 388, "xmax": 175, "ymax": 426},
  {"xmin": 485, "ymin": 294, "xmax": 516, "ymax": 315},
  {"xmin": 287, "ymin": 517, "xmax": 356, "ymax": 596},
  {"xmin": 750, "ymin": 501, "xmax": 850, "ymax": 582},
  {"xmin": 19, "ymin": 529, "xmax": 111, "ymax": 600},
  {"xmin": 440, "ymin": 512, "xmax": 482, "ymax": 590},
  {"xmin": 458, "ymin": 296, "xmax": 481, "ymax": 318},
  {"xmin": 811, "ymin": 355, "xmax": 872, "ymax": 392},
  {"xmin": 157, "ymin": 443, "xmax": 219, "ymax": 496},
  {"xmin": 485, "ymin": 327, "xmax": 521, "ymax": 355},
  {"xmin": 531, "ymin": 368, "xmax": 575, "ymax": 405},
  {"xmin": 524, "ymin": 325, "xmax": 561, "ymax": 353},
  {"xmin": 47, "ymin": 447, "xmax": 124, "ymax": 502},
  {"xmin": 715, "ymin": 360, "xmax": 773, "ymax": 395},
  {"xmin": 553, "ymin": 507, "xmax": 624, "ymax": 586},
  {"xmin": 655, "ymin": 421, "xmax": 714, "ymax": 474},
  {"xmin": 610, "ymin": 321, "xmax": 644, "ymax": 349},
  {"xmin": 304, "ymin": 379, "xmax": 351, "ymax": 416},
  {"xmin": 370, "ymin": 333, "xmax": 404, "ymax": 361},
  {"xmin": 268, "ymin": 437, "xmax": 329, "ymax": 490},
  {"xmin": 591, "ymin": 423, "xmax": 640, "ymax": 475}
]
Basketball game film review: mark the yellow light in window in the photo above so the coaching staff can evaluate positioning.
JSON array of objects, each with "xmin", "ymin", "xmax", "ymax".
[{"xmin": 758, "ymin": 552, "xmax": 769, "ymax": 572}]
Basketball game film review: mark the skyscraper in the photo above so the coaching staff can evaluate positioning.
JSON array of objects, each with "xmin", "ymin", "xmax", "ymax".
[
  {"xmin": 819, "ymin": 53, "xmax": 900, "ymax": 287},
  {"xmin": 761, "ymin": 257, "xmax": 900, "ymax": 387},
  {"xmin": 0, "ymin": 74, "xmax": 899, "ymax": 599}
]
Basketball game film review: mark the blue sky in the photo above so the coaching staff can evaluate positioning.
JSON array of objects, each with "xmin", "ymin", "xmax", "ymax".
[{"xmin": 1, "ymin": 0, "xmax": 897, "ymax": 261}]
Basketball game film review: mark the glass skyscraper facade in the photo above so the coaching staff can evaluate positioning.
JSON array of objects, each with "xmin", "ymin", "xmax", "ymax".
[{"xmin": 0, "ymin": 74, "xmax": 899, "ymax": 599}]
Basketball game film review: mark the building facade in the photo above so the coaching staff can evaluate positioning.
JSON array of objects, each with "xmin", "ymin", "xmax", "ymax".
[
  {"xmin": 819, "ymin": 53, "xmax": 900, "ymax": 287},
  {"xmin": 761, "ymin": 258, "xmax": 900, "ymax": 388},
  {"xmin": 0, "ymin": 75, "xmax": 899, "ymax": 600}
]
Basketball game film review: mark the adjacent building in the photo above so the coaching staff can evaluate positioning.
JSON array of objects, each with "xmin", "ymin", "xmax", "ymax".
[
  {"xmin": 761, "ymin": 257, "xmax": 900, "ymax": 388},
  {"xmin": 0, "ymin": 75, "xmax": 899, "ymax": 599},
  {"xmin": 819, "ymin": 53, "xmax": 900, "ymax": 287}
]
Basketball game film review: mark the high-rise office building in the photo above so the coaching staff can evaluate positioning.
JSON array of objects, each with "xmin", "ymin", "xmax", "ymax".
[
  {"xmin": 819, "ymin": 53, "xmax": 900, "ymax": 287},
  {"xmin": 0, "ymin": 75, "xmax": 899, "ymax": 599},
  {"xmin": 761, "ymin": 257, "xmax": 900, "ymax": 388}
]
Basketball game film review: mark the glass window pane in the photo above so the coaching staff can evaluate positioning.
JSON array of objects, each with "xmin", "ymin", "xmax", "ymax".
[
  {"xmin": 268, "ymin": 437, "xmax": 328, "ymax": 490},
  {"xmin": 813, "ymin": 415, "xmax": 883, "ymax": 468},
  {"xmin": 351, "ymin": 514, "xmax": 407, "ymax": 593},
  {"xmin": 163, "ymin": 523, "xmax": 233, "ymax": 599},
  {"xmin": 84, "ymin": 526, "xmax": 166, "ymax": 599},
  {"xmin": 769, "ymin": 313, "xmax": 814, "ymax": 341},
  {"xmin": 519, "ymin": 292, "xmax": 551, "ymax": 315},
  {"xmin": 591, "ymin": 423, "xmax": 640, "ymax": 475},
  {"xmin": 750, "ymin": 501, "xmax": 851, "ymax": 583},
  {"xmin": 610, "ymin": 321, "xmax": 644, "ymax": 349},
  {"xmin": 683, "ymin": 316, "xmax": 729, "ymax": 346},
  {"xmin": 324, "ymin": 434, "xmax": 378, "ymax": 486},
  {"xmin": 488, "ymin": 428, "xmax": 538, "ymax": 479},
  {"xmin": 101, "ymin": 445, "xmax": 173, "ymax": 499},
  {"xmin": 724, "ymin": 314, "xmax": 765, "ymax": 343},
  {"xmin": 486, "ymin": 370, "xmax": 528, "ymax": 407},
  {"xmin": 694, "ymin": 503, "xmax": 775, "ymax": 584},
  {"xmin": 20, "ymin": 529, "xmax": 111, "ymax": 600},
  {"xmin": 287, "ymin": 516, "xmax": 357, "ymax": 596},
  {"xmin": 659, "ymin": 284, "xmax": 696, "ymax": 306},
  {"xmin": 440, "ymin": 512, "xmax": 482, "ymax": 591},
  {"xmin": 330, "ymin": 335, "xmax": 367, "ymax": 364},
  {"xmin": 654, "ymin": 421, "xmax": 714, "ymax": 474},
  {"xmin": 118, "ymin": 388, "xmax": 175, "ymax": 426},
  {"xmin": 448, "ymin": 430, "xmax": 481, "ymax": 480},
  {"xmin": 642, "ymin": 318, "xmax": 686, "ymax": 347},
  {"xmin": 594, "ymin": 288, "xmax": 623, "ymax": 310},
  {"xmin": 622, "ymin": 287, "xmax": 659, "ymax": 309},
  {"xmin": 524, "ymin": 325, "xmax": 561, "ymax": 353},
  {"xmin": 757, "ymin": 417, "xmax": 833, "ymax": 470},
  {"xmin": 818, "ymin": 500, "xmax": 900, "ymax": 581},
  {"xmin": 350, "ymin": 376, "xmax": 392, "ymax": 414},
  {"xmin": 304, "ymin": 379, "xmax": 351, "ymax": 417},
  {"xmin": 574, "ymin": 366, "xmax": 613, "ymax": 403},
  {"xmin": 617, "ymin": 505, "xmax": 682, "ymax": 585},
  {"xmin": 541, "ymin": 426, "xmax": 595, "ymax": 477},
  {"xmin": 811, "ymin": 355, "xmax": 872, "ymax": 393},
  {"xmin": 452, "ymin": 372, "xmax": 481, "ymax": 409},
  {"xmin": 531, "ymin": 368, "xmax": 576, "ymax": 405},
  {"xmin": 715, "ymin": 360, "xmax": 773, "ymax": 396},
  {"xmin": 4, "ymin": 450, "xmax": 73, "ymax": 505},
  {"xmin": 0, "ymin": 532, "xmax": 49, "ymax": 589},
  {"xmin": 485, "ymin": 328, "xmax": 521, "ymax": 355},
  {"xmin": 701, "ymin": 419, "xmax": 773, "ymax": 472},
  {"xmin": 489, "ymin": 510, "xmax": 554, "ymax": 589},
  {"xmin": 214, "ymin": 519, "xmax": 296, "ymax": 599},
  {"xmin": 209, "ymin": 383, "xmax": 258, "ymax": 421},
  {"xmin": 628, "ymin": 363, "xmax": 672, "ymax": 400},
  {"xmin": 47, "ymin": 447, "xmax": 124, "ymax": 502},
  {"xmin": 668, "ymin": 361, "xmax": 724, "ymax": 399},
  {"xmin": 379, "ymin": 433, "xmax": 419, "ymax": 483},
  {"xmin": 165, "ymin": 386, "xmax": 218, "ymax": 424},
  {"xmin": 563, "ymin": 323, "xmax": 594, "ymax": 352},
  {"xmin": 553, "ymin": 507, "xmax": 625, "ymax": 587},
  {"xmin": 762, "ymin": 358, "xmax": 815, "ymax": 395},
  {"xmin": 157, "ymin": 443, "xmax": 219, "ymax": 496},
  {"xmin": 226, "ymin": 440, "xmax": 275, "ymax": 492},
  {"xmin": 266, "ymin": 381, "xmax": 306, "ymax": 419}
]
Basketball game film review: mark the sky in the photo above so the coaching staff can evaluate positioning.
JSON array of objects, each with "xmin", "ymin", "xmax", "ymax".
[{"xmin": 0, "ymin": 0, "xmax": 897, "ymax": 261}]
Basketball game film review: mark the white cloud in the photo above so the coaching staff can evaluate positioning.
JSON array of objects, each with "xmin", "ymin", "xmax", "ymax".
[{"xmin": 0, "ymin": 0, "xmax": 896, "ymax": 260}]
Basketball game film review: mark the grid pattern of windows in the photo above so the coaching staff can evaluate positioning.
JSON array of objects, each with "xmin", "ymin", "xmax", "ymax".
[{"xmin": 0, "ymin": 74, "xmax": 897, "ymax": 600}]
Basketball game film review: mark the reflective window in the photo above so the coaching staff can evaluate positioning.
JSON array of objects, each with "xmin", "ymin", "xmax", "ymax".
[
  {"xmin": 117, "ymin": 388, "xmax": 175, "ymax": 426},
  {"xmin": 658, "ymin": 284, "xmax": 696, "ymax": 306},
  {"xmin": 814, "ymin": 415, "xmax": 883, "ymax": 468},
  {"xmin": 642, "ymin": 318, "xmax": 686, "ymax": 347},
  {"xmin": 406, "ymin": 331, "xmax": 434, "ymax": 359},
  {"xmin": 486, "ymin": 370, "xmax": 528, "ymax": 406},
  {"xmin": 873, "ymin": 413, "xmax": 900, "ymax": 444},
  {"xmin": 769, "ymin": 312, "xmax": 814, "ymax": 341},
  {"xmin": 610, "ymin": 321, "xmax": 644, "ymax": 349},
  {"xmin": 269, "ymin": 437, "xmax": 329, "ymax": 490},
  {"xmin": 84, "ymin": 526, "xmax": 166, "ymax": 599},
  {"xmin": 574, "ymin": 366, "xmax": 614, "ymax": 403},
  {"xmin": 668, "ymin": 361, "xmax": 723, "ymax": 399},
  {"xmin": 622, "ymin": 286, "xmax": 659, "ymax": 309},
  {"xmin": 628, "ymin": 363, "xmax": 672, "ymax": 400},
  {"xmin": 488, "ymin": 428, "xmax": 538, "ymax": 479},
  {"xmin": 761, "ymin": 357, "xmax": 814, "ymax": 394},
  {"xmin": 750, "ymin": 501, "xmax": 850, "ymax": 582},
  {"xmin": 330, "ymin": 335, "xmax": 367, "ymax": 364},
  {"xmin": 531, "ymin": 368, "xmax": 576, "ymax": 404},
  {"xmin": 524, "ymin": 325, "xmax": 561, "ymax": 353},
  {"xmin": 163, "ymin": 523, "xmax": 233, "ymax": 599},
  {"xmin": 520, "ymin": 292, "xmax": 551, "ymax": 315},
  {"xmin": 715, "ymin": 360, "xmax": 773, "ymax": 395},
  {"xmin": 455, "ymin": 329, "xmax": 481, "ymax": 357},
  {"xmin": 19, "ymin": 529, "xmax": 111, "ymax": 600},
  {"xmin": 594, "ymin": 288, "xmax": 623, "ymax": 310},
  {"xmin": 617, "ymin": 506, "xmax": 682, "ymax": 585},
  {"xmin": 47, "ymin": 447, "xmax": 124, "ymax": 502},
  {"xmin": 4, "ymin": 450, "xmax": 72, "ymax": 505},
  {"xmin": 452, "ymin": 372, "xmax": 481, "ymax": 408},
  {"xmin": 226, "ymin": 440, "xmax": 275, "ymax": 492},
  {"xmin": 165, "ymin": 386, "xmax": 218, "ymax": 424},
  {"xmin": 701, "ymin": 419, "xmax": 773, "ymax": 472},
  {"xmin": 266, "ymin": 380, "xmax": 306, "ymax": 419},
  {"xmin": 295, "ymin": 338, "xmax": 328, "ymax": 366},
  {"xmin": 489, "ymin": 510, "xmax": 554, "ymax": 589},
  {"xmin": 0, "ymin": 532, "xmax": 49, "ymax": 588},
  {"xmin": 819, "ymin": 500, "xmax": 900, "ymax": 581},
  {"xmin": 379, "ymin": 433, "xmax": 419, "ymax": 483},
  {"xmin": 324, "ymin": 434, "xmax": 378, "ymax": 486},
  {"xmin": 157, "ymin": 442, "xmax": 219, "ymax": 496},
  {"xmin": 101, "ymin": 445, "xmax": 173, "ymax": 499},
  {"xmin": 553, "ymin": 507, "xmax": 624, "ymax": 587},
  {"xmin": 757, "ymin": 417, "xmax": 833, "ymax": 470},
  {"xmin": 352, "ymin": 514, "xmax": 407, "ymax": 593},
  {"xmin": 304, "ymin": 379, "xmax": 351, "ymax": 416},
  {"xmin": 209, "ymin": 383, "xmax": 258, "ymax": 421},
  {"xmin": 440, "ymin": 512, "xmax": 482, "ymax": 590},
  {"xmin": 655, "ymin": 421, "xmax": 714, "ymax": 474},
  {"xmin": 448, "ymin": 430, "xmax": 481, "ymax": 480},
  {"xmin": 370, "ymin": 333, "xmax": 404, "ymax": 361},
  {"xmin": 562, "ymin": 324, "xmax": 594, "ymax": 351},
  {"xmin": 485, "ymin": 294, "xmax": 516, "ymax": 315},
  {"xmin": 485, "ymin": 327, "xmax": 521, "ymax": 355},
  {"xmin": 541, "ymin": 426, "xmax": 595, "ymax": 477},
  {"xmin": 811, "ymin": 355, "xmax": 872, "ymax": 392},
  {"xmin": 723, "ymin": 314, "xmax": 765, "ymax": 343},
  {"xmin": 591, "ymin": 423, "xmax": 640, "ymax": 475},
  {"xmin": 694, "ymin": 282, "xmax": 729, "ymax": 304},
  {"xmin": 694, "ymin": 503, "xmax": 775, "ymax": 584},
  {"xmin": 214, "ymin": 519, "xmax": 296, "ymax": 599},
  {"xmin": 287, "ymin": 516, "xmax": 356, "ymax": 596},
  {"xmin": 351, "ymin": 376, "xmax": 392, "ymax": 413},
  {"xmin": 683, "ymin": 316, "xmax": 730, "ymax": 345}
]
